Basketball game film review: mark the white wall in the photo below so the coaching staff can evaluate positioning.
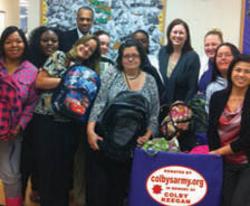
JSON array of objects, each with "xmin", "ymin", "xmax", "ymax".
[
  {"xmin": 165, "ymin": 0, "xmax": 242, "ymax": 55},
  {"xmin": 27, "ymin": 0, "xmax": 40, "ymax": 33}
]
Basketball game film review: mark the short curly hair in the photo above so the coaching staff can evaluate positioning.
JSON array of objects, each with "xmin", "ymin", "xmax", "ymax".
[
  {"xmin": 116, "ymin": 38, "xmax": 147, "ymax": 71},
  {"xmin": 28, "ymin": 26, "xmax": 61, "ymax": 67}
]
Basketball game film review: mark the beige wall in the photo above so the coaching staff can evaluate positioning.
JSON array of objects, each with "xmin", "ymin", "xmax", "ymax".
[
  {"xmin": 0, "ymin": 0, "xmax": 40, "ymax": 34},
  {"xmin": 0, "ymin": 0, "xmax": 19, "ymax": 27},
  {"xmin": 165, "ymin": 0, "xmax": 242, "ymax": 55}
]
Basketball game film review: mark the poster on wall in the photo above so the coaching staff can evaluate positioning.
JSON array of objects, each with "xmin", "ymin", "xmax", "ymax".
[
  {"xmin": 40, "ymin": 0, "xmax": 166, "ymax": 57},
  {"xmin": 241, "ymin": 0, "xmax": 250, "ymax": 54}
]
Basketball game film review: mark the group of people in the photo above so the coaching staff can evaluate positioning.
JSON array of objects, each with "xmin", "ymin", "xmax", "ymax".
[{"xmin": 0, "ymin": 5, "xmax": 250, "ymax": 206}]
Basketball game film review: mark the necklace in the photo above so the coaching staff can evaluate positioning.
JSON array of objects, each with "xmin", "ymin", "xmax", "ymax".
[{"xmin": 125, "ymin": 70, "xmax": 141, "ymax": 80}]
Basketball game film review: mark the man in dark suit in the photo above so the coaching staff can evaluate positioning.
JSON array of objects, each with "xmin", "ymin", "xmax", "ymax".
[{"xmin": 61, "ymin": 6, "xmax": 94, "ymax": 52}]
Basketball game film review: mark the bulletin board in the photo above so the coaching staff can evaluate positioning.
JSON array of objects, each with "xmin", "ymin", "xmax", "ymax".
[
  {"xmin": 241, "ymin": 0, "xmax": 250, "ymax": 54},
  {"xmin": 40, "ymin": 0, "xmax": 167, "ymax": 56}
]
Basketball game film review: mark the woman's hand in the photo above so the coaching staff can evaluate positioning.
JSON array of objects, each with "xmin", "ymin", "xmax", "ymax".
[
  {"xmin": 87, "ymin": 130, "xmax": 103, "ymax": 151},
  {"xmin": 87, "ymin": 121, "xmax": 103, "ymax": 151},
  {"xmin": 137, "ymin": 129, "xmax": 153, "ymax": 146},
  {"xmin": 209, "ymin": 150, "xmax": 221, "ymax": 155},
  {"xmin": 209, "ymin": 145, "xmax": 233, "ymax": 156},
  {"xmin": 35, "ymin": 70, "xmax": 61, "ymax": 90},
  {"xmin": 137, "ymin": 135, "xmax": 150, "ymax": 145},
  {"xmin": 9, "ymin": 125, "xmax": 22, "ymax": 138}
]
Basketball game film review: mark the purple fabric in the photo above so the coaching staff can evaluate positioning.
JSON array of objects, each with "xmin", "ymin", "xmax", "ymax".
[
  {"xmin": 128, "ymin": 148, "xmax": 223, "ymax": 206},
  {"xmin": 243, "ymin": 1, "xmax": 250, "ymax": 54},
  {"xmin": 196, "ymin": 132, "xmax": 208, "ymax": 145},
  {"xmin": 198, "ymin": 60, "xmax": 213, "ymax": 93},
  {"xmin": 189, "ymin": 145, "xmax": 209, "ymax": 154}
]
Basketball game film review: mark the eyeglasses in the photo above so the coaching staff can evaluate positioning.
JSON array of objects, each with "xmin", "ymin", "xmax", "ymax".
[
  {"xmin": 122, "ymin": 54, "xmax": 140, "ymax": 60},
  {"xmin": 217, "ymin": 53, "xmax": 233, "ymax": 58},
  {"xmin": 233, "ymin": 67, "xmax": 250, "ymax": 74}
]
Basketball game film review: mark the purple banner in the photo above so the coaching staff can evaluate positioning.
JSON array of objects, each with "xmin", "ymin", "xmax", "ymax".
[
  {"xmin": 128, "ymin": 149, "xmax": 223, "ymax": 206},
  {"xmin": 243, "ymin": 0, "xmax": 250, "ymax": 54}
]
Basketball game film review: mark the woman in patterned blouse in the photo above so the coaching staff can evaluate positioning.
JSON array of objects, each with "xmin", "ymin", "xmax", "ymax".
[{"xmin": 87, "ymin": 39, "xmax": 160, "ymax": 206}]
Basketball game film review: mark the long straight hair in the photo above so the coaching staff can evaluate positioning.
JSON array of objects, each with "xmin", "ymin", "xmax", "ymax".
[
  {"xmin": 226, "ymin": 54, "xmax": 250, "ymax": 92},
  {"xmin": 165, "ymin": 18, "xmax": 193, "ymax": 54},
  {"xmin": 211, "ymin": 42, "xmax": 240, "ymax": 82}
]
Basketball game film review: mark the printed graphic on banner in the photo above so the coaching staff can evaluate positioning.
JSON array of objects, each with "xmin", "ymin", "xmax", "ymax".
[{"xmin": 146, "ymin": 165, "xmax": 208, "ymax": 206}]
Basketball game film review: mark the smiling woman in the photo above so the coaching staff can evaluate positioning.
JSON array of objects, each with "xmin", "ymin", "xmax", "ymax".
[
  {"xmin": 20, "ymin": 26, "xmax": 61, "ymax": 204},
  {"xmin": 0, "ymin": 26, "xmax": 38, "ymax": 206},
  {"xmin": 158, "ymin": 18, "xmax": 200, "ymax": 107},
  {"xmin": 3, "ymin": 31, "xmax": 25, "ymax": 61},
  {"xmin": 87, "ymin": 39, "xmax": 160, "ymax": 206},
  {"xmin": 232, "ymin": 62, "xmax": 250, "ymax": 89},
  {"xmin": 198, "ymin": 29, "xmax": 224, "ymax": 93},
  {"xmin": 208, "ymin": 54, "xmax": 250, "ymax": 206},
  {"xmin": 205, "ymin": 42, "xmax": 240, "ymax": 113},
  {"xmin": 31, "ymin": 34, "xmax": 100, "ymax": 206}
]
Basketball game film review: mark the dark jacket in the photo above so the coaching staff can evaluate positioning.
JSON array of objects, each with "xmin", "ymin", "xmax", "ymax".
[
  {"xmin": 143, "ymin": 56, "xmax": 165, "ymax": 105},
  {"xmin": 61, "ymin": 29, "xmax": 79, "ymax": 52},
  {"xmin": 158, "ymin": 46, "xmax": 200, "ymax": 105},
  {"xmin": 198, "ymin": 59, "xmax": 214, "ymax": 93},
  {"xmin": 208, "ymin": 88, "xmax": 250, "ymax": 161}
]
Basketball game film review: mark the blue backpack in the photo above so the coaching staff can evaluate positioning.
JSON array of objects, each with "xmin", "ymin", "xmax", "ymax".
[{"xmin": 52, "ymin": 65, "xmax": 100, "ymax": 123}]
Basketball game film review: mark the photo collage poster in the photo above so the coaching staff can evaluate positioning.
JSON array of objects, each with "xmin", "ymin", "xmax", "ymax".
[{"xmin": 41, "ymin": 0, "xmax": 167, "ymax": 57}]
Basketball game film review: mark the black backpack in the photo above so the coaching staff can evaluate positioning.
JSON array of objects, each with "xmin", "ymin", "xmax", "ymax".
[{"xmin": 95, "ymin": 91, "xmax": 150, "ymax": 161}]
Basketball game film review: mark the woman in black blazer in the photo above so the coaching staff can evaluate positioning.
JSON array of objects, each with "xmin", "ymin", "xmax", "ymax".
[
  {"xmin": 158, "ymin": 19, "xmax": 200, "ymax": 106},
  {"xmin": 208, "ymin": 54, "xmax": 250, "ymax": 206}
]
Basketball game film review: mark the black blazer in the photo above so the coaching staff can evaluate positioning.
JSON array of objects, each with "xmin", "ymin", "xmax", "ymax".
[
  {"xmin": 61, "ymin": 29, "xmax": 79, "ymax": 52},
  {"xmin": 208, "ymin": 88, "xmax": 250, "ymax": 161},
  {"xmin": 158, "ymin": 46, "xmax": 200, "ymax": 106}
]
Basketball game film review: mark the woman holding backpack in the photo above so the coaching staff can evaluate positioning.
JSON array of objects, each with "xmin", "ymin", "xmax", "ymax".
[
  {"xmin": 87, "ymin": 39, "xmax": 160, "ymax": 206},
  {"xmin": 21, "ymin": 26, "xmax": 62, "ymax": 203},
  {"xmin": 0, "ymin": 26, "xmax": 38, "ymax": 206},
  {"xmin": 33, "ymin": 34, "xmax": 100, "ymax": 206}
]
